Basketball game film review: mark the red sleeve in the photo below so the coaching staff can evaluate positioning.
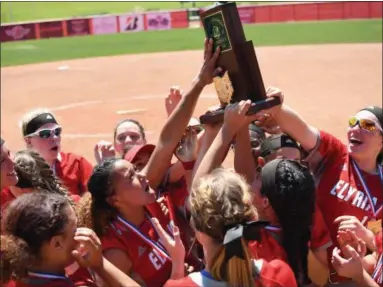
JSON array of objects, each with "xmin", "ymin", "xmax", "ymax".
[
  {"xmin": 305, "ymin": 130, "xmax": 347, "ymax": 177},
  {"xmin": 79, "ymin": 157, "xmax": 93, "ymax": 196},
  {"xmin": 310, "ymin": 204, "xmax": 332, "ymax": 250},
  {"xmin": 257, "ymin": 259, "xmax": 297, "ymax": 287}
]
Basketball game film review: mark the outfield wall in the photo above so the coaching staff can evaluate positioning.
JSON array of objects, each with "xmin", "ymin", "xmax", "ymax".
[{"xmin": 1, "ymin": 1, "xmax": 382, "ymax": 43}]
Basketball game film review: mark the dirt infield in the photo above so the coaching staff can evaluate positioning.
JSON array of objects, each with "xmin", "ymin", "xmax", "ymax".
[
  {"xmin": 1, "ymin": 43, "xmax": 382, "ymax": 166},
  {"xmin": 1, "ymin": 43, "xmax": 382, "ymax": 285}
]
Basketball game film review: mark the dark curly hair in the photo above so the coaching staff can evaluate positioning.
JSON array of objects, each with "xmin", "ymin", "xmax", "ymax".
[
  {"xmin": 77, "ymin": 158, "xmax": 119, "ymax": 237},
  {"xmin": 113, "ymin": 119, "xmax": 146, "ymax": 143},
  {"xmin": 13, "ymin": 149, "xmax": 74, "ymax": 206},
  {"xmin": 261, "ymin": 159, "xmax": 315, "ymax": 286},
  {"xmin": 1, "ymin": 192, "xmax": 71, "ymax": 284}
]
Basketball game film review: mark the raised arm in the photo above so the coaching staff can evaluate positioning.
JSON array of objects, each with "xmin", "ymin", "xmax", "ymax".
[
  {"xmin": 260, "ymin": 87, "xmax": 319, "ymax": 152},
  {"xmin": 234, "ymin": 125, "xmax": 257, "ymax": 183},
  {"xmin": 193, "ymin": 100, "xmax": 257, "ymax": 184},
  {"xmin": 142, "ymin": 39, "xmax": 221, "ymax": 190}
]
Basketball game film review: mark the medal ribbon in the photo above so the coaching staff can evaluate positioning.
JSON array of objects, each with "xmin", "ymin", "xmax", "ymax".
[
  {"xmin": 117, "ymin": 213, "xmax": 172, "ymax": 262},
  {"xmin": 28, "ymin": 271, "xmax": 68, "ymax": 280},
  {"xmin": 371, "ymin": 253, "xmax": 382, "ymax": 283},
  {"xmin": 352, "ymin": 160, "xmax": 383, "ymax": 218}
]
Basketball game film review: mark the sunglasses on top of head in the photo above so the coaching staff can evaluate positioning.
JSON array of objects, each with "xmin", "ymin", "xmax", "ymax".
[
  {"xmin": 25, "ymin": 126, "xmax": 62, "ymax": 139},
  {"xmin": 348, "ymin": 117, "xmax": 383, "ymax": 133}
]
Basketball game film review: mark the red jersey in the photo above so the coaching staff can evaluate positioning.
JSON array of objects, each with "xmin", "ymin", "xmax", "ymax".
[
  {"xmin": 53, "ymin": 152, "xmax": 93, "ymax": 197},
  {"xmin": 101, "ymin": 201, "xmax": 199, "ymax": 287},
  {"xmin": 248, "ymin": 219, "xmax": 331, "ymax": 263},
  {"xmin": 309, "ymin": 131, "xmax": 382, "ymax": 239},
  {"xmin": 164, "ymin": 259, "xmax": 297, "ymax": 287},
  {"xmin": 308, "ymin": 130, "xmax": 383, "ymax": 283}
]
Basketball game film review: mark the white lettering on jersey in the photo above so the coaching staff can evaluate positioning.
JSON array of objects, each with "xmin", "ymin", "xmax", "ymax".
[
  {"xmin": 148, "ymin": 243, "xmax": 167, "ymax": 270},
  {"xmin": 331, "ymin": 180, "xmax": 379, "ymax": 212}
]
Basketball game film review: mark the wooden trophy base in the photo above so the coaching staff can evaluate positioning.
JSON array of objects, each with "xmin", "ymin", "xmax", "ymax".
[{"xmin": 199, "ymin": 97, "xmax": 281, "ymax": 125}]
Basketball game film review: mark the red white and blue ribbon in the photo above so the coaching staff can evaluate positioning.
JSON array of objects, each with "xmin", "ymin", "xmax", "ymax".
[
  {"xmin": 372, "ymin": 253, "xmax": 382, "ymax": 284},
  {"xmin": 116, "ymin": 213, "xmax": 172, "ymax": 262},
  {"xmin": 28, "ymin": 271, "xmax": 68, "ymax": 281},
  {"xmin": 352, "ymin": 160, "xmax": 383, "ymax": 218}
]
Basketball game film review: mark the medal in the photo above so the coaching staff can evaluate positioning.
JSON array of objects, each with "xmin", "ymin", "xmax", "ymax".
[{"xmin": 367, "ymin": 218, "xmax": 382, "ymax": 235}]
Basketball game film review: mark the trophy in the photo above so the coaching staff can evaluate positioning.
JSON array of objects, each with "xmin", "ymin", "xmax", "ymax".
[{"xmin": 199, "ymin": 1, "xmax": 280, "ymax": 124}]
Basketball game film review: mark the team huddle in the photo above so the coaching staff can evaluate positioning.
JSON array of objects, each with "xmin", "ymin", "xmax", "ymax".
[{"xmin": 1, "ymin": 39, "xmax": 382, "ymax": 287}]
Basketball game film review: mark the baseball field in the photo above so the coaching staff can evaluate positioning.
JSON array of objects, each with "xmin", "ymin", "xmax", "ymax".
[
  {"xmin": 1, "ymin": 3, "xmax": 382, "ymax": 285},
  {"xmin": 1, "ymin": 3, "xmax": 382, "ymax": 169}
]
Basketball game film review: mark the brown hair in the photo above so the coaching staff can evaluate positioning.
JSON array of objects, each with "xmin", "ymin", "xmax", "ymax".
[
  {"xmin": 14, "ymin": 149, "xmax": 74, "ymax": 206},
  {"xmin": 76, "ymin": 158, "xmax": 118, "ymax": 237},
  {"xmin": 190, "ymin": 168, "xmax": 257, "ymax": 287},
  {"xmin": 1, "ymin": 192, "xmax": 70, "ymax": 284}
]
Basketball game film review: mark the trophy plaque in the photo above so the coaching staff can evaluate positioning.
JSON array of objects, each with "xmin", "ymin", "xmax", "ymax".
[{"xmin": 199, "ymin": 1, "xmax": 280, "ymax": 125}]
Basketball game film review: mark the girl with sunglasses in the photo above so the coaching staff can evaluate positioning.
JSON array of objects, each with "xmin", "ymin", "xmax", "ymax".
[
  {"xmin": 254, "ymin": 87, "xmax": 382, "ymax": 286},
  {"xmin": 21, "ymin": 109, "xmax": 93, "ymax": 197}
]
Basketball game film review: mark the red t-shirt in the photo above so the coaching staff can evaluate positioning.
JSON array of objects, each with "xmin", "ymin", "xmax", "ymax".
[
  {"xmin": 54, "ymin": 152, "xmax": 93, "ymax": 197},
  {"xmin": 308, "ymin": 131, "xmax": 382, "ymax": 238},
  {"xmin": 308, "ymin": 130, "xmax": 383, "ymax": 282},
  {"xmin": 101, "ymin": 201, "xmax": 199, "ymax": 287},
  {"xmin": 164, "ymin": 259, "xmax": 297, "ymax": 287}
]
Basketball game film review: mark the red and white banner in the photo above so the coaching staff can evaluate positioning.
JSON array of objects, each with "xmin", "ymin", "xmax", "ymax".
[
  {"xmin": 67, "ymin": 18, "xmax": 90, "ymax": 36},
  {"xmin": 238, "ymin": 6, "xmax": 255, "ymax": 24},
  {"xmin": 1, "ymin": 24, "xmax": 36, "ymax": 42},
  {"xmin": 118, "ymin": 13, "xmax": 144, "ymax": 33},
  {"xmin": 92, "ymin": 16, "xmax": 118, "ymax": 35},
  {"xmin": 146, "ymin": 12, "xmax": 171, "ymax": 31}
]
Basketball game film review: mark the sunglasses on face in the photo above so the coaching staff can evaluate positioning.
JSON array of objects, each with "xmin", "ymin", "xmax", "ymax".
[
  {"xmin": 26, "ymin": 126, "xmax": 62, "ymax": 139},
  {"xmin": 348, "ymin": 117, "xmax": 383, "ymax": 133}
]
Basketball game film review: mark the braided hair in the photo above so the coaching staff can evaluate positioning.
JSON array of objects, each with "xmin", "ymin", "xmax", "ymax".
[
  {"xmin": 261, "ymin": 160, "xmax": 315, "ymax": 286},
  {"xmin": 76, "ymin": 158, "xmax": 118, "ymax": 237},
  {"xmin": 13, "ymin": 150, "xmax": 74, "ymax": 206}
]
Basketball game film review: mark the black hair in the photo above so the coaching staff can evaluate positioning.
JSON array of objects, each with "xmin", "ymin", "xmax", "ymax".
[
  {"xmin": 77, "ymin": 158, "xmax": 119, "ymax": 237},
  {"xmin": 261, "ymin": 160, "xmax": 315, "ymax": 286},
  {"xmin": 113, "ymin": 119, "xmax": 146, "ymax": 142},
  {"xmin": 1, "ymin": 192, "xmax": 71, "ymax": 283},
  {"xmin": 0, "ymin": 137, "xmax": 5, "ymax": 146}
]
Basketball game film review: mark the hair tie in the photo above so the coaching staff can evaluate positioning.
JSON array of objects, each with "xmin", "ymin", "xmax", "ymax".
[{"xmin": 223, "ymin": 220, "xmax": 269, "ymax": 261}]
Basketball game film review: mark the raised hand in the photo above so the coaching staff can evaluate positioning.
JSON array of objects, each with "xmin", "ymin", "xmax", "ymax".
[
  {"xmin": 223, "ymin": 100, "xmax": 258, "ymax": 135},
  {"xmin": 151, "ymin": 217, "xmax": 185, "ymax": 264},
  {"xmin": 94, "ymin": 140, "xmax": 115, "ymax": 164},
  {"xmin": 175, "ymin": 127, "xmax": 198, "ymax": 163},
  {"xmin": 165, "ymin": 86, "xmax": 183, "ymax": 117},
  {"xmin": 196, "ymin": 38, "xmax": 223, "ymax": 87},
  {"xmin": 72, "ymin": 227, "xmax": 103, "ymax": 270}
]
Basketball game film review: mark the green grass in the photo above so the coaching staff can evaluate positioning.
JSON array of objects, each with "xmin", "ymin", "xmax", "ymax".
[
  {"xmin": 1, "ymin": 19, "xmax": 382, "ymax": 67},
  {"xmin": 0, "ymin": 1, "xmax": 260, "ymax": 24}
]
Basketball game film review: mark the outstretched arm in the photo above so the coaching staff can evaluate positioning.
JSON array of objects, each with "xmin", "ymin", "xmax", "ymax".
[{"xmin": 142, "ymin": 39, "xmax": 222, "ymax": 190}]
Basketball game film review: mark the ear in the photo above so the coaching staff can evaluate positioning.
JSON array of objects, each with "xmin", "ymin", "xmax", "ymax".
[
  {"xmin": 50, "ymin": 235, "xmax": 64, "ymax": 250},
  {"xmin": 262, "ymin": 197, "xmax": 270, "ymax": 209},
  {"xmin": 24, "ymin": 137, "xmax": 32, "ymax": 147}
]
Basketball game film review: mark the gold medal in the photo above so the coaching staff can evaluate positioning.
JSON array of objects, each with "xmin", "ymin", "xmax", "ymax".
[
  {"xmin": 213, "ymin": 71, "xmax": 234, "ymax": 106},
  {"xmin": 367, "ymin": 219, "xmax": 382, "ymax": 235}
]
